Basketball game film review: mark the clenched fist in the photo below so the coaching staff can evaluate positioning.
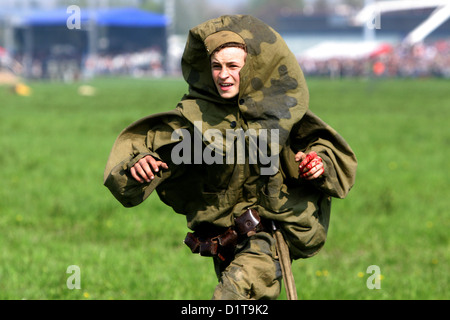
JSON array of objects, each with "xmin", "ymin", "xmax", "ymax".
[{"xmin": 295, "ymin": 151, "xmax": 324, "ymax": 180}]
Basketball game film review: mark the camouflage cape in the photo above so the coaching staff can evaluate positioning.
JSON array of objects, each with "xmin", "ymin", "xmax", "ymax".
[{"xmin": 104, "ymin": 15, "xmax": 357, "ymax": 260}]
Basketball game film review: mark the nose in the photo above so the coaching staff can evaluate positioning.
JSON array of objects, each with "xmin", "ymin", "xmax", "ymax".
[{"xmin": 218, "ymin": 67, "xmax": 229, "ymax": 79}]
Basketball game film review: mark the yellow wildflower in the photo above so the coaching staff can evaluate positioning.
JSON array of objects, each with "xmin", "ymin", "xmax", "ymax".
[{"xmin": 14, "ymin": 83, "xmax": 32, "ymax": 96}]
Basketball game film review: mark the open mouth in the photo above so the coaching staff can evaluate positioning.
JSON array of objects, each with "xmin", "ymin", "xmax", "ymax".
[{"xmin": 219, "ymin": 83, "xmax": 234, "ymax": 90}]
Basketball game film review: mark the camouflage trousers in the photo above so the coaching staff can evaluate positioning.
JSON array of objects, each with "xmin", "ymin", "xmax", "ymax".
[{"xmin": 212, "ymin": 232, "xmax": 282, "ymax": 300}]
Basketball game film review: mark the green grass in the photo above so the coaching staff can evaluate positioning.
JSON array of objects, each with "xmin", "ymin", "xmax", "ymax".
[{"xmin": 0, "ymin": 77, "xmax": 448, "ymax": 300}]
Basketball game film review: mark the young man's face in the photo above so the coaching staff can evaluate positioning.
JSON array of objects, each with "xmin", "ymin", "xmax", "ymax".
[{"xmin": 211, "ymin": 47, "xmax": 247, "ymax": 99}]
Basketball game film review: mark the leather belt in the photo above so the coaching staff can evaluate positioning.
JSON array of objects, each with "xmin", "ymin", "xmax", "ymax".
[{"xmin": 184, "ymin": 208, "xmax": 267, "ymax": 261}]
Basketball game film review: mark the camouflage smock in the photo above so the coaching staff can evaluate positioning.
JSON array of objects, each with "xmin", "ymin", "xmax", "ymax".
[{"xmin": 104, "ymin": 15, "xmax": 357, "ymax": 260}]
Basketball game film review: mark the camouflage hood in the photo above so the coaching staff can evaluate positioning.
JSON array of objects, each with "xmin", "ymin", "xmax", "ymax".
[{"xmin": 178, "ymin": 15, "xmax": 309, "ymax": 154}]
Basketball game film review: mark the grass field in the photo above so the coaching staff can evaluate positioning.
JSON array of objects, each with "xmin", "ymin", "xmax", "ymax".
[{"xmin": 0, "ymin": 77, "xmax": 448, "ymax": 300}]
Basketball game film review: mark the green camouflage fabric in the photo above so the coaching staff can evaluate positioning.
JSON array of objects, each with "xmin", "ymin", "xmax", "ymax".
[
  {"xmin": 212, "ymin": 232, "xmax": 281, "ymax": 300},
  {"xmin": 103, "ymin": 15, "xmax": 357, "ymax": 260}
]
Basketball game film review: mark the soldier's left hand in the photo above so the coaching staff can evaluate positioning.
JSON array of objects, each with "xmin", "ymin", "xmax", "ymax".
[{"xmin": 295, "ymin": 151, "xmax": 324, "ymax": 180}]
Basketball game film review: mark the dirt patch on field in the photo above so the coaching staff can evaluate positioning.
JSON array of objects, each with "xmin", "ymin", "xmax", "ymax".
[{"xmin": 0, "ymin": 71, "xmax": 18, "ymax": 85}]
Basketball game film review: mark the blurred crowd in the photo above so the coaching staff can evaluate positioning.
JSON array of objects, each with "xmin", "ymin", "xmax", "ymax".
[
  {"xmin": 298, "ymin": 40, "xmax": 450, "ymax": 78},
  {"xmin": 84, "ymin": 47, "xmax": 164, "ymax": 78},
  {"xmin": 3, "ymin": 40, "xmax": 450, "ymax": 81},
  {"xmin": 0, "ymin": 46, "xmax": 164, "ymax": 82}
]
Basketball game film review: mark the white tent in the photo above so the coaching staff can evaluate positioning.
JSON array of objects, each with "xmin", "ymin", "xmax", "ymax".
[
  {"xmin": 299, "ymin": 41, "xmax": 392, "ymax": 61},
  {"xmin": 354, "ymin": 0, "xmax": 450, "ymax": 45}
]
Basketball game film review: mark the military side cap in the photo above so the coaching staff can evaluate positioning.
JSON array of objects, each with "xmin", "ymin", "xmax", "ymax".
[{"xmin": 204, "ymin": 30, "xmax": 246, "ymax": 55}]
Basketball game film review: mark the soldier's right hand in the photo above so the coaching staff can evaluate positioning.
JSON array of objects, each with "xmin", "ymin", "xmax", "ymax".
[{"xmin": 130, "ymin": 155, "xmax": 168, "ymax": 183}]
